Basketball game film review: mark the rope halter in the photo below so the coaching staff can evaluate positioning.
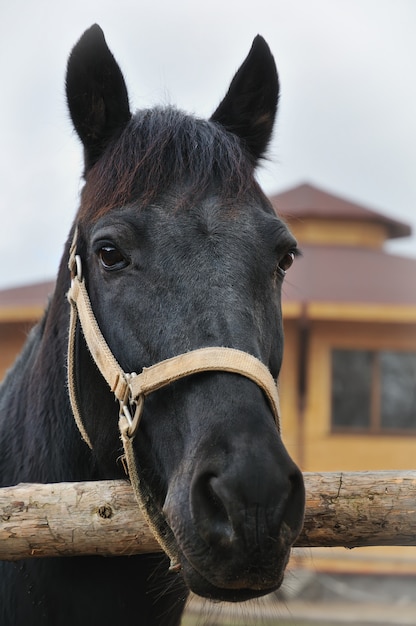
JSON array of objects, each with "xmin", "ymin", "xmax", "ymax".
[{"xmin": 66, "ymin": 227, "xmax": 281, "ymax": 569}]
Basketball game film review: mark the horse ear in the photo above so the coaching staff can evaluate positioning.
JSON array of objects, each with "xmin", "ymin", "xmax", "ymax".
[
  {"xmin": 66, "ymin": 24, "xmax": 131, "ymax": 172},
  {"xmin": 211, "ymin": 36, "xmax": 279, "ymax": 163}
]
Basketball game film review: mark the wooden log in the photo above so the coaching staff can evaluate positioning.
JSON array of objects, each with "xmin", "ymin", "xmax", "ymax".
[
  {"xmin": 300, "ymin": 471, "xmax": 416, "ymax": 548},
  {"xmin": 0, "ymin": 471, "xmax": 415, "ymax": 560},
  {"xmin": 0, "ymin": 480, "xmax": 159, "ymax": 559}
]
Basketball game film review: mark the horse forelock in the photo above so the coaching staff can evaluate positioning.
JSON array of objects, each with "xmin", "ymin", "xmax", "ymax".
[{"xmin": 77, "ymin": 106, "xmax": 256, "ymax": 223}]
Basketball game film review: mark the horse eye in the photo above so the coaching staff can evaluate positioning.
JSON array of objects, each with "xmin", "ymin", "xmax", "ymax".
[
  {"xmin": 278, "ymin": 251, "xmax": 295, "ymax": 274},
  {"xmin": 98, "ymin": 246, "xmax": 127, "ymax": 270}
]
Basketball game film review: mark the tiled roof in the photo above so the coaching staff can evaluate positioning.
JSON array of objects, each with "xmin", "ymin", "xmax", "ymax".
[
  {"xmin": 0, "ymin": 280, "xmax": 55, "ymax": 319},
  {"xmin": 270, "ymin": 183, "xmax": 411, "ymax": 240},
  {"xmin": 282, "ymin": 245, "xmax": 416, "ymax": 306}
]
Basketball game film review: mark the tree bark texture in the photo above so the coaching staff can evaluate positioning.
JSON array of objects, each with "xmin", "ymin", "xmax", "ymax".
[{"xmin": 0, "ymin": 471, "xmax": 415, "ymax": 560}]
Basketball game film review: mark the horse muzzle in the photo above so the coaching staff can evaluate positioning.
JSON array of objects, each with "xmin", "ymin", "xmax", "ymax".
[{"xmin": 162, "ymin": 398, "xmax": 305, "ymax": 602}]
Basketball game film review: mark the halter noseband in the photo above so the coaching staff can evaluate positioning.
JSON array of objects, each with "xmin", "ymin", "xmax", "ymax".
[{"xmin": 66, "ymin": 227, "xmax": 281, "ymax": 569}]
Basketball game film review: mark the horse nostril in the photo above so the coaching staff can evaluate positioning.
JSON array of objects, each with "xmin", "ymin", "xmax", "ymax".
[{"xmin": 191, "ymin": 473, "xmax": 235, "ymax": 547}]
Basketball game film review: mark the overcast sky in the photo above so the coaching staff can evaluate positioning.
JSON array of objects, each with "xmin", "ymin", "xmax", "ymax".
[{"xmin": 0, "ymin": 0, "xmax": 415, "ymax": 289}]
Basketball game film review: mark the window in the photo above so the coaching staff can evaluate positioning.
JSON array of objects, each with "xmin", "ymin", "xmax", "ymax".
[{"xmin": 331, "ymin": 349, "xmax": 416, "ymax": 433}]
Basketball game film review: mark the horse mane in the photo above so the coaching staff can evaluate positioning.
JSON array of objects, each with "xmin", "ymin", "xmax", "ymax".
[{"xmin": 78, "ymin": 106, "xmax": 256, "ymax": 222}]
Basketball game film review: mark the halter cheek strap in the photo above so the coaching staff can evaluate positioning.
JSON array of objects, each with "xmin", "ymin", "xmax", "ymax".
[{"xmin": 66, "ymin": 229, "xmax": 281, "ymax": 569}]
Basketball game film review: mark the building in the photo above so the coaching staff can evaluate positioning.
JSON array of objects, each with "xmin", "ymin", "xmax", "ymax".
[
  {"xmin": 273, "ymin": 183, "xmax": 416, "ymax": 576},
  {"xmin": 274, "ymin": 183, "xmax": 416, "ymax": 473}
]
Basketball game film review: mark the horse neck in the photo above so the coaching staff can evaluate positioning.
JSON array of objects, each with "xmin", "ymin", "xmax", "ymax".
[{"xmin": 0, "ymin": 250, "xmax": 93, "ymax": 485}]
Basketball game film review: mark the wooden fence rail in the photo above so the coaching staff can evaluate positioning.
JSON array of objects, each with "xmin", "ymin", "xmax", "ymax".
[{"xmin": 1, "ymin": 471, "xmax": 416, "ymax": 560}]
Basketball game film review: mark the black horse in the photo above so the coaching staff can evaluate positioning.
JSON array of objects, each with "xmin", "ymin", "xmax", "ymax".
[{"xmin": 0, "ymin": 25, "xmax": 305, "ymax": 625}]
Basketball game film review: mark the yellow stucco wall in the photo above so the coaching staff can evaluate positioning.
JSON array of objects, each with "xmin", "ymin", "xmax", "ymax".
[
  {"xmin": 280, "ymin": 316, "xmax": 416, "ymax": 575},
  {"xmin": 0, "ymin": 321, "xmax": 35, "ymax": 381},
  {"xmin": 305, "ymin": 320, "xmax": 416, "ymax": 472},
  {"xmin": 280, "ymin": 318, "xmax": 416, "ymax": 472}
]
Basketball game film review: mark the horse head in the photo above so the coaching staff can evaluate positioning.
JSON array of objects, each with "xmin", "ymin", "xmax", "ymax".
[{"xmin": 65, "ymin": 24, "xmax": 305, "ymax": 602}]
